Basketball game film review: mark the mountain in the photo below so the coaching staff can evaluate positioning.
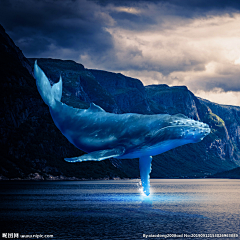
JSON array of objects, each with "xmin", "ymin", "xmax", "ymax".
[
  {"xmin": 27, "ymin": 58, "xmax": 240, "ymax": 179},
  {"xmin": 1, "ymin": 24, "xmax": 240, "ymax": 180},
  {"xmin": 209, "ymin": 167, "xmax": 240, "ymax": 179},
  {"xmin": 0, "ymin": 25, "xmax": 127, "ymax": 180}
]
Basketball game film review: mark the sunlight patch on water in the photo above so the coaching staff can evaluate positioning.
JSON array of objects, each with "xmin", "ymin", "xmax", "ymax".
[{"xmin": 74, "ymin": 191, "xmax": 200, "ymax": 205}]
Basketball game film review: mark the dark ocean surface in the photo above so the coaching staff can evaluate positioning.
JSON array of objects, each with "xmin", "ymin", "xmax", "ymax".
[{"xmin": 0, "ymin": 179, "xmax": 239, "ymax": 240}]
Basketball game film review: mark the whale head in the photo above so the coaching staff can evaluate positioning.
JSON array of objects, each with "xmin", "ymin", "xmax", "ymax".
[
  {"xmin": 168, "ymin": 114, "xmax": 211, "ymax": 143},
  {"xmin": 122, "ymin": 113, "xmax": 211, "ymax": 159}
]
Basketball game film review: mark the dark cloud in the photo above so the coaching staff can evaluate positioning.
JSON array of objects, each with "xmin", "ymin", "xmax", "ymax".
[
  {"xmin": 191, "ymin": 75, "xmax": 240, "ymax": 92},
  {"xmin": 92, "ymin": 0, "xmax": 240, "ymax": 19},
  {"xmin": 0, "ymin": 0, "xmax": 114, "ymax": 60},
  {"xmin": 93, "ymin": 0, "xmax": 240, "ymax": 11},
  {"xmin": 1, "ymin": 0, "xmax": 240, "ymax": 104},
  {"xmin": 108, "ymin": 11, "xmax": 157, "ymax": 31},
  {"xmin": 1, "ymin": 0, "xmax": 239, "ymax": 61}
]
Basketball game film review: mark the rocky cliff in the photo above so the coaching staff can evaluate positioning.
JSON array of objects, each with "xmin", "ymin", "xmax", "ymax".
[
  {"xmin": 0, "ymin": 25, "xmax": 126, "ymax": 180},
  {"xmin": 1, "ymin": 24, "xmax": 240, "ymax": 180},
  {"xmin": 89, "ymin": 69, "xmax": 151, "ymax": 114}
]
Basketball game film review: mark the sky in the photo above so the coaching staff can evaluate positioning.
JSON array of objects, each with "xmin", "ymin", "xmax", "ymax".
[{"xmin": 1, "ymin": 0, "xmax": 240, "ymax": 106}]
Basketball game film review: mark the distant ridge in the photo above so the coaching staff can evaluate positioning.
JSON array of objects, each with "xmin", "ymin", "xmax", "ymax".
[{"xmin": 209, "ymin": 167, "xmax": 240, "ymax": 179}]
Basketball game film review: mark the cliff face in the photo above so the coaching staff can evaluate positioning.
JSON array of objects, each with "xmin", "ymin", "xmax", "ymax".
[
  {"xmin": 1, "ymin": 23, "xmax": 240, "ymax": 180},
  {"xmin": 89, "ymin": 70, "xmax": 151, "ymax": 114},
  {"xmin": 146, "ymin": 85, "xmax": 200, "ymax": 119},
  {"xmin": 0, "ymin": 25, "xmax": 127, "ymax": 180},
  {"xmin": 198, "ymin": 98, "xmax": 240, "ymax": 161}
]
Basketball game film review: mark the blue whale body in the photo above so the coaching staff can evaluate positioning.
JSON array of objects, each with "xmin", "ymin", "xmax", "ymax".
[{"xmin": 34, "ymin": 61, "xmax": 211, "ymax": 196}]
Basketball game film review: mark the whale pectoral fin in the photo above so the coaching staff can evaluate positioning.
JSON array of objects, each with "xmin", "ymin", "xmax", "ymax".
[{"xmin": 64, "ymin": 147, "xmax": 125, "ymax": 163}]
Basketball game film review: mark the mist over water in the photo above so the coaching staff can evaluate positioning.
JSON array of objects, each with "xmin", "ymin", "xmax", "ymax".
[{"xmin": 0, "ymin": 179, "xmax": 239, "ymax": 239}]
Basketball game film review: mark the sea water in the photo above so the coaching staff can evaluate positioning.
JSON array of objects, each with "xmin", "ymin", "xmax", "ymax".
[{"xmin": 0, "ymin": 179, "xmax": 239, "ymax": 239}]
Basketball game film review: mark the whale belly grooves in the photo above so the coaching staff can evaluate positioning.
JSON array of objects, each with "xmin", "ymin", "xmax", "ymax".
[{"xmin": 117, "ymin": 139, "xmax": 193, "ymax": 159}]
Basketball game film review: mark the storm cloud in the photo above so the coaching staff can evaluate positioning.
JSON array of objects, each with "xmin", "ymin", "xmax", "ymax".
[
  {"xmin": 1, "ymin": 0, "xmax": 240, "ymax": 105},
  {"xmin": 0, "ymin": 0, "xmax": 115, "ymax": 59}
]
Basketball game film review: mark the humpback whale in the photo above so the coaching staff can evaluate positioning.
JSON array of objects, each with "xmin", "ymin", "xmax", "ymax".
[{"xmin": 34, "ymin": 61, "xmax": 210, "ymax": 196}]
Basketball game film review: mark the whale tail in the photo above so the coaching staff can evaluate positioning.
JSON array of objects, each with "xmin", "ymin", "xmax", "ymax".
[{"xmin": 34, "ymin": 60, "xmax": 62, "ymax": 108}]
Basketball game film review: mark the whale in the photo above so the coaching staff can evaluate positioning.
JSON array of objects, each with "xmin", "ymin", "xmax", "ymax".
[{"xmin": 34, "ymin": 61, "xmax": 211, "ymax": 196}]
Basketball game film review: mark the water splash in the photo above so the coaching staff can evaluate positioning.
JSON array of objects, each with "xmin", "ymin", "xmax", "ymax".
[{"xmin": 139, "ymin": 156, "xmax": 152, "ymax": 196}]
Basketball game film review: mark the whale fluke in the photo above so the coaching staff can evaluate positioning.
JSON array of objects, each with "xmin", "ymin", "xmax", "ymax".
[
  {"xmin": 34, "ymin": 60, "xmax": 62, "ymax": 108},
  {"xmin": 52, "ymin": 76, "xmax": 62, "ymax": 102}
]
